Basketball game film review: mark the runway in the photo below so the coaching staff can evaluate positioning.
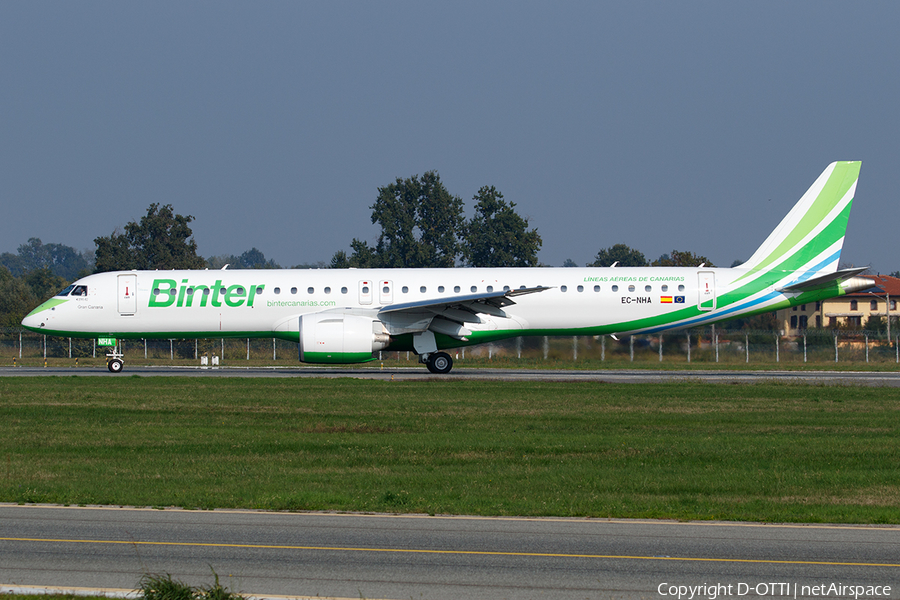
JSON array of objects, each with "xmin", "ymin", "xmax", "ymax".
[
  {"xmin": 2, "ymin": 365, "xmax": 900, "ymax": 386},
  {"xmin": 1, "ymin": 505, "xmax": 898, "ymax": 600}
]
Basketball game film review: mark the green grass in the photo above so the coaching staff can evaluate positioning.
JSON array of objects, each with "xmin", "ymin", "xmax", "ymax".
[
  {"xmin": 1, "ymin": 570, "xmax": 243, "ymax": 600},
  {"xmin": 1, "ymin": 377, "xmax": 898, "ymax": 523},
  {"xmin": 0, "ymin": 596, "xmax": 110, "ymax": 600}
]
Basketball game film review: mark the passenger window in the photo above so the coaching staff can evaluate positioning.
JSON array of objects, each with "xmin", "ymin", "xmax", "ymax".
[
  {"xmin": 362, "ymin": 286, "xmax": 369, "ymax": 294},
  {"xmin": 503, "ymin": 286, "xmax": 510, "ymax": 292},
  {"xmin": 471, "ymin": 286, "xmax": 477, "ymax": 293},
  {"xmin": 612, "ymin": 285, "xmax": 619, "ymax": 292},
  {"xmin": 438, "ymin": 286, "xmax": 445, "ymax": 293},
  {"xmin": 341, "ymin": 287, "xmax": 348, "ymax": 294},
  {"xmin": 402, "ymin": 286, "xmax": 409, "ymax": 293},
  {"xmin": 594, "ymin": 285, "xmax": 600, "ymax": 292},
  {"xmin": 420, "ymin": 286, "xmax": 427, "ymax": 293},
  {"xmin": 577, "ymin": 285, "xmax": 584, "ymax": 292},
  {"xmin": 487, "ymin": 285, "xmax": 493, "ymax": 292},
  {"xmin": 678, "ymin": 284, "xmax": 685, "ymax": 292},
  {"xmin": 383, "ymin": 286, "xmax": 389, "ymax": 294},
  {"xmin": 187, "ymin": 288, "xmax": 194, "ymax": 295},
  {"xmin": 274, "ymin": 287, "xmax": 281, "ymax": 294},
  {"xmin": 645, "ymin": 285, "xmax": 651, "ymax": 292},
  {"xmin": 628, "ymin": 285, "xmax": 635, "ymax": 292},
  {"xmin": 454, "ymin": 286, "xmax": 461, "ymax": 293},
  {"xmin": 308, "ymin": 287, "xmax": 314, "ymax": 294},
  {"xmin": 662, "ymin": 284, "xmax": 668, "ymax": 292},
  {"xmin": 291, "ymin": 287, "xmax": 297, "ymax": 294},
  {"xmin": 256, "ymin": 286, "xmax": 263, "ymax": 295},
  {"xmin": 324, "ymin": 287, "xmax": 331, "ymax": 294},
  {"xmin": 561, "ymin": 285, "xmax": 568, "ymax": 292}
]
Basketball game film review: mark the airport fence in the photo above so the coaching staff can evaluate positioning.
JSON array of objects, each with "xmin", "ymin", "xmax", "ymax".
[{"xmin": 2, "ymin": 327, "xmax": 899, "ymax": 366}]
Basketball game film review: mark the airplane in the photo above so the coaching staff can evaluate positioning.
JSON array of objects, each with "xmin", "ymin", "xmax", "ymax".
[{"xmin": 22, "ymin": 161, "xmax": 871, "ymax": 374}]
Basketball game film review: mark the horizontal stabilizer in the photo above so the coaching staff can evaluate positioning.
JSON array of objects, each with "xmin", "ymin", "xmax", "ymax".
[{"xmin": 777, "ymin": 267, "xmax": 869, "ymax": 293}]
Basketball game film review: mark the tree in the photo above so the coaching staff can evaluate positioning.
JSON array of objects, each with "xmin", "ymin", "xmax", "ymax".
[
  {"xmin": 719, "ymin": 310, "xmax": 778, "ymax": 332},
  {"xmin": 208, "ymin": 248, "xmax": 280, "ymax": 270},
  {"xmin": 330, "ymin": 239, "xmax": 378, "ymax": 268},
  {"xmin": 0, "ymin": 238, "xmax": 91, "ymax": 280},
  {"xmin": 290, "ymin": 261, "xmax": 328, "ymax": 269},
  {"xmin": 561, "ymin": 258, "xmax": 578, "ymax": 268},
  {"xmin": 588, "ymin": 244, "xmax": 648, "ymax": 267},
  {"xmin": 864, "ymin": 314, "xmax": 885, "ymax": 333},
  {"xmin": 373, "ymin": 171, "xmax": 464, "ymax": 268},
  {"xmin": 462, "ymin": 186, "xmax": 541, "ymax": 267},
  {"xmin": 24, "ymin": 268, "xmax": 68, "ymax": 303},
  {"xmin": 652, "ymin": 250, "xmax": 715, "ymax": 268},
  {"xmin": 94, "ymin": 204, "xmax": 207, "ymax": 272},
  {"xmin": 0, "ymin": 266, "xmax": 35, "ymax": 328},
  {"xmin": 238, "ymin": 248, "xmax": 279, "ymax": 269},
  {"xmin": 334, "ymin": 171, "xmax": 465, "ymax": 268}
]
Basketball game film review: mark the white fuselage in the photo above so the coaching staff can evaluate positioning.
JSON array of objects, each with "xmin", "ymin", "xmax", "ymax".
[{"xmin": 24, "ymin": 265, "xmax": 787, "ymax": 346}]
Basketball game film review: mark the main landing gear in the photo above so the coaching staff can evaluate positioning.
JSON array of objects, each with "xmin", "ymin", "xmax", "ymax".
[
  {"xmin": 423, "ymin": 351, "xmax": 453, "ymax": 374},
  {"xmin": 413, "ymin": 332, "xmax": 453, "ymax": 374}
]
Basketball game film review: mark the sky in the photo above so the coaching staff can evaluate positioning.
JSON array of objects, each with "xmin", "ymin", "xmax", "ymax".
[{"xmin": 2, "ymin": 1, "xmax": 899, "ymax": 273}]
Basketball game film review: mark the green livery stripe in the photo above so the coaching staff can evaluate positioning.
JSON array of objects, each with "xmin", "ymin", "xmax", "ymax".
[
  {"xmin": 736, "ymin": 162, "xmax": 858, "ymax": 282},
  {"xmin": 25, "ymin": 298, "xmax": 68, "ymax": 316},
  {"xmin": 722, "ymin": 202, "xmax": 853, "ymax": 302},
  {"xmin": 301, "ymin": 352, "xmax": 377, "ymax": 364},
  {"xmin": 22, "ymin": 329, "xmax": 301, "ymax": 344}
]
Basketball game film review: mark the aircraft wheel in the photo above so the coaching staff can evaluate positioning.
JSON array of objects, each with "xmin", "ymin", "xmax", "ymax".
[
  {"xmin": 108, "ymin": 358, "xmax": 124, "ymax": 373},
  {"xmin": 426, "ymin": 352, "xmax": 453, "ymax": 374}
]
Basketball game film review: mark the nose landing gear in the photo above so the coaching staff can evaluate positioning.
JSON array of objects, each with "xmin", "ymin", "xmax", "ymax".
[{"xmin": 106, "ymin": 348, "xmax": 125, "ymax": 373}]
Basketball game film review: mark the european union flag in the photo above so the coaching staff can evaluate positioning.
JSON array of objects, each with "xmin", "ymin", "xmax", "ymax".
[{"xmin": 674, "ymin": 296, "xmax": 685, "ymax": 303}]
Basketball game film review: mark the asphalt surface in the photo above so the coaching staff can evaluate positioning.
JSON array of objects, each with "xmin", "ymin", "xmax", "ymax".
[
  {"xmin": 2, "ymin": 365, "xmax": 900, "ymax": 386},
  {"xmin": 1, "ymin": 505, "xmax": 899, "ymax": 600}
]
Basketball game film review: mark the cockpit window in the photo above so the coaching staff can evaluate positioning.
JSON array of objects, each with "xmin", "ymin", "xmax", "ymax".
[{"xmin": 56, "ymin": 284, "xmax": 88, "ymax": 297}]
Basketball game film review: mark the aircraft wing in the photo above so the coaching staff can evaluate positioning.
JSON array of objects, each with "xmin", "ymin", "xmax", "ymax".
[{"xmin": 377, "ymin": 286, "xmax": 551, "ymax": 339}]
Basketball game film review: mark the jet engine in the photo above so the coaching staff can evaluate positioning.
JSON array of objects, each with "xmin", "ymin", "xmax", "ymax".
[{"xmin": 299, "ymin": 313, "xmax": 390, "ymax": 364}]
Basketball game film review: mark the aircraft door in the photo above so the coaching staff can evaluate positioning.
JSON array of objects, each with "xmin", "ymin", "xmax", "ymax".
[
  {"xmin": 698, "ymin": 271, "xmax": 715, "ymax": 311},
  {"xmin": 379, "ymin": 280, "xmax": 393, "ymax": 305},
  {"xmin": 358, "ymin": 280, "xmax": 373, "ymax": 305},
  {"xmin": 118, "ymin": 274, "xmax": 137, "ymax": 315}
]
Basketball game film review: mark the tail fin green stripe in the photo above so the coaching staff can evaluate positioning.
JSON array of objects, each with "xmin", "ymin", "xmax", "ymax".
[{"xmin": 737, "ymin": 161, "xmax": 860, "ymax": 280}]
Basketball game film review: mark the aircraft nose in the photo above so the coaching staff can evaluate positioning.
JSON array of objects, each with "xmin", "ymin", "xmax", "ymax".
[
  {"xmin": 21, "ymin": 310, "xmax": 45, "ymax": 331},
  {"xmin": 20, "ymin": 298, "xmax": 64, "ymax": 332}
]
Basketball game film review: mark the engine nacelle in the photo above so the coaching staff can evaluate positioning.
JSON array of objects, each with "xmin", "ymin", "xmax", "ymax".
[{"xmin": 299, "ymin": 313, "xmax": 390, "ymax": 364}]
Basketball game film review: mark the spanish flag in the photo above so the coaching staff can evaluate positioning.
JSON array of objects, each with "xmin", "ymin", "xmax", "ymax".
[{"xmin": 660, "ymin": 296, "xmax": 673, "ymax": 303}]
